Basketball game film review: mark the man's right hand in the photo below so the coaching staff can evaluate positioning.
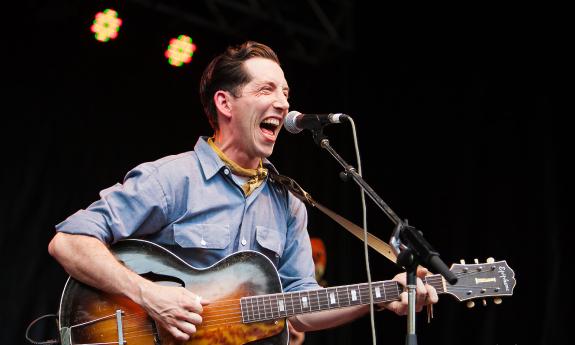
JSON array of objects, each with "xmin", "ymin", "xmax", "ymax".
[{"xmin": 138, "ymin": 281, "xmax": 208, "ymax": 341}]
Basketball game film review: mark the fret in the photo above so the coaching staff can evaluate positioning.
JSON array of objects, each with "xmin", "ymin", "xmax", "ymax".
[
  {"xmin": 290, "ymin": 292, "xmax": 299, "ymax": 316},
  {"xmin": 385, "ymin": 281, "xmax": 400, "ymax": 300},
  {"xmin": 345, "ymin": 286, "xmax": 351, "ymax": 306},
  {"xmin": 367, "ymin": 282, "xmax": 383, "ymax": 303},
  {"xmin": 356, "ymin": 284, "xmax": 363, "ymax": 304},
  {"xmin": 382, "ymin": 281, "xmax": 389, "ymax": 302},
  {"xmin": 247, "ymin": 296, "xmax": 255, "ymax": 322},
  {"xmin": 284, "ymin": 294, "xmax": 290, "ymax": 316},
  {"xmin": 370, "ymin": 282, "xmax": 381, "ymax": 302},
  {"xmin": 274, "ymin": 295, "xmax": 280, "ymax": 317},
  {"xmin": 261, "ymin": 296, "xmax": 266, "ymax": 320},
  {"xmin": 348, "ymin": 285, "xmax": 359, "ymax": 305},
  {"xmin": 302, "ymin": 290, "xmax": 311, "ymax": 311},
  {"xmin": 247, "ymin": 297, "xmax": 252, "ymax": 322},
  {"xmin": 275, "ymin": 294, "xmax": 285, "ymax": 318},
  {"xmin": 255, "ymin": 296, "xmax": 262, "ymax": 320},
  {"xmin": 360, "ymin": 284, "xmax": 369, "ymax": 303},
  {"xmin": 318, "ymin": 288, "xmax": 328, "ymax": 311},
  {"xmin": 336, "ymin": 287, "xmax": 344, "ymax": 308},
  {"xmin": 313, "ymin": 289, "xmax": 321, "ymax": 311},
  {"xmin": 240, "ymin": 298, "xmax": 246, "ymax": 322},
  {"xmin": 267, "ymin": 295, "xmax": 273, "ymax": 319},
  {"xmin": 340, "ymin": 287, "xmax": 348, "ymax": 306},
  {"xmin": 272, "ymin": 295, "xmax": 278, "ymax": 318},
  {"xmin": 265, "ymin": 295, "xmax": 272, "ymax": 319},
  {"xmin": 327, "ymin": 287, "xmax": 338, "ymax": 308},
  {"xmin": 297, "ymin": 291, "xmax": 303, "ymax": 313},
  {"xmin": 277, "ymin": 293, "xmax": 287, "ymax": 317}
]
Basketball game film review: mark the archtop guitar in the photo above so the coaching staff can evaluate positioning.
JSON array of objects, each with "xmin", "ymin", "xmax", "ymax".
[{"xmin": 57, "ymin": 239, "xmax": 515, "ymax": 345}]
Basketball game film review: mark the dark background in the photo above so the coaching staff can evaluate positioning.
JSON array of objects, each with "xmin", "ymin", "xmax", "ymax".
[{"xmin": 2, "ymin": 1, "xmax": 570, "ymax": 344}]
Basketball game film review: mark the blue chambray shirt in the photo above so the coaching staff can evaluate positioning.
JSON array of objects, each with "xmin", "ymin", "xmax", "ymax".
[{"xmin": 56, "ymin": 136, "xmax": 320, "ymax": 292}]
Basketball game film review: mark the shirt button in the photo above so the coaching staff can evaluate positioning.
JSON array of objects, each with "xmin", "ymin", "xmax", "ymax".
[
  {"xmin": 200, "ymin": 239, "xmax": 207, "ymax": 246},
  {"xmin": 224, "ymin": 168, "xmax": 230, "ymax": 175},
  {"xmin": 241, "ymin": 238, "xmax": 247, "ymax": 246}
]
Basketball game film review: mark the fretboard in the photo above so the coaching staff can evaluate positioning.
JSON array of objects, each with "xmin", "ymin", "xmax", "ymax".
[{"xmin": 240, "ymin": 274, "xmax": 445, "ymax": 323}]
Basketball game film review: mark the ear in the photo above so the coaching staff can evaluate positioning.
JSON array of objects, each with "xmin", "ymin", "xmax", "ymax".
[{"xmin": 213, "ymin": 90, "xmax": 233, "ymax": 119}]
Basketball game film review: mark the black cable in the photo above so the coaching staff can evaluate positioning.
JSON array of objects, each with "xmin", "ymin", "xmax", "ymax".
[{"xmin": 25, "ymin": 314, "xmax": 60, "ymax": 345}]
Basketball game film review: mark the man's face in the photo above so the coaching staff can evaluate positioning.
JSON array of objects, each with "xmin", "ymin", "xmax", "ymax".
[{"xmin": 228, "ymin": 57, "xmax": 290, "ymax": 161}]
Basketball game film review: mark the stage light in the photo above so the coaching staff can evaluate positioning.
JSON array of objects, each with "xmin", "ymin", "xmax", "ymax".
[
  {"xmin": 165, "ymin": 35, "xmax": 197, "ymax": 67},
  {"xmin": 91, "ymin": 9, "xmax": 122, "ymax": 42}
]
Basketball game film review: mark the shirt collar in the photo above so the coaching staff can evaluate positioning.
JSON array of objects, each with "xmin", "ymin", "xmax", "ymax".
[{"xmin": 194, "ymin": 136, "xmax": 279, "ymax": 180}]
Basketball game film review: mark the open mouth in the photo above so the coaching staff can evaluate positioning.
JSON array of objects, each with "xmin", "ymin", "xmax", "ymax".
[{"xmin": 260, "ymin": 118, "xmax": 281, "ymax": 139}]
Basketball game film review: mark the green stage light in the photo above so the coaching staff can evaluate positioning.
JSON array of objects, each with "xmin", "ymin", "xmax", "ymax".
[
  {"xmin": 91, "ymin": 9, "xmax": 122, "ymax": 42},
  {"xmin": 165, "ymin": 35, "xmax": 197, "ymax": 67}
]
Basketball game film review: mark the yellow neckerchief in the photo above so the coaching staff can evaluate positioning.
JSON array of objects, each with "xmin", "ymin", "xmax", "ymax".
[{"xmin": 207, "ymin": 137, "xmax": 268, "ymax": 196}]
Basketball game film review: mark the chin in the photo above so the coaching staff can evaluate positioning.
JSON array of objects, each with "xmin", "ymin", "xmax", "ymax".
[{"xmin": 258, "ymin": 146, "xmax": 274, "ymax": 158}]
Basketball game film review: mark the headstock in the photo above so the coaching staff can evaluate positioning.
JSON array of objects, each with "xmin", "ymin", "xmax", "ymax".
[{"xmin": 443, "ymin": 257, "xmax": 516, "ymax": 305}]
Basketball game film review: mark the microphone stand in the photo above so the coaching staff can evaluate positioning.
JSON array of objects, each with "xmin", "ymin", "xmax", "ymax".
[{"xmin": 310, "ymin": 129, "xmax": 457, "ymax": 345}]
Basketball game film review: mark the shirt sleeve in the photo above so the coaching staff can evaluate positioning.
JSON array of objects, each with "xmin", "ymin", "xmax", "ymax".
[
  {"xmin": 277, "ymin": 192, "xmax": 322, "ymax": 292},
  {"xmin": 55, "ymin": 163, "xmax": 169, "ymax": 244}
]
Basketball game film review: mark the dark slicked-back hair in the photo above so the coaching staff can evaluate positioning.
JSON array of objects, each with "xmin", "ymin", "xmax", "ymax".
[{"xmin": 199, "ymin": 41, "xmax": 280, "ymax": 130}]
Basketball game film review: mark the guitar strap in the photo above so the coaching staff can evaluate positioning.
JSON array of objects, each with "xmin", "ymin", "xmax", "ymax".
[{"xmin": 268, "ymin": 171, "xmax": 397, "ymax": 264}]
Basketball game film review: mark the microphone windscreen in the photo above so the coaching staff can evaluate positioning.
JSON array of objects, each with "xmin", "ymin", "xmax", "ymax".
[{"xmin": 284, "ymin": 111, "xmax": 303, "ymax": 133}]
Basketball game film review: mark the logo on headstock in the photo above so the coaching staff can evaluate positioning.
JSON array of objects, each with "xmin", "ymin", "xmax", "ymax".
[{"xmin": 498, "ymin": 266, "xmax": 510, "ymax": 291}]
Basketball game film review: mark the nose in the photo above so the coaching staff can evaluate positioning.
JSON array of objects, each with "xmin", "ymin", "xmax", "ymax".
[{"xmin": 273, "ymin": 91, "xmax": 290, "ymax": 111}]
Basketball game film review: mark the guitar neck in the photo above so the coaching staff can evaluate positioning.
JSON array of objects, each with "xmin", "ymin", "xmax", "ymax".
[{"xmin": 240, "ymin": 274, "xmax": 445, "ymax": 323}]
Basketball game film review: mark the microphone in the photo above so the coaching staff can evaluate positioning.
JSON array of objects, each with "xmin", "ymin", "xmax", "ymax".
[{"xmin": 284, "ymin": 111, "xmax": 350, "ymax": 134}]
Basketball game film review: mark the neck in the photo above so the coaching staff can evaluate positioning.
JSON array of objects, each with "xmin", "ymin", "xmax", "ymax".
[
  {"xmin": 239, "ymin": 275, "xmax": 446, "ymax": 323},
  {"xmin": 211, "ymin": 134, "xmax": 260, "ymax": 169}
]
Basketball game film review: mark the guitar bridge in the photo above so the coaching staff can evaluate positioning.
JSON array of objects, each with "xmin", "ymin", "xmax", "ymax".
[{"xmin": 115, "ymin": 310, "xmax": 125, "ymax": 345}]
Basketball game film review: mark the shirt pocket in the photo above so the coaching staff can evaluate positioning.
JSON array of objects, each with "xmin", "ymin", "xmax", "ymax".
[
  {"xmin": 174, "ymin": 223, "xmax": 231, "ymax": 250},
  {"xmin": 255, "ymin": 226, "xmax": 285, "ymax": 259}
]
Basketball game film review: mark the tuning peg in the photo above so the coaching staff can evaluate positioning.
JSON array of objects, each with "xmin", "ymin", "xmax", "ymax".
[
  {"xmin": 460, "ymin": 259, "xmax": 466, "ymax": 264},
  {"xmin": 493, "ymin": 298, "xmax": 502, "ymax": 305},
  {"xmin": 486, "ymin": 257, "xmax": 495, "ymax": 263},
  {"xmin": 474, "ymin": 258, "xmax": 479, "ymax": 264},
  {"xmin": 466, "ymin": 301, "xmax": 475, "ymax": 308},
  {"xmin": 482, "ymin": 299, "xmax": 487, "ymax": 306}
]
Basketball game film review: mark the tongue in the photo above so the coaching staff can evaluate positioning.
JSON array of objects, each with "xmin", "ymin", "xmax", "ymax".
[{"xmin": 260, "ymin": 126, "xmax": 275, "ymax": 137}]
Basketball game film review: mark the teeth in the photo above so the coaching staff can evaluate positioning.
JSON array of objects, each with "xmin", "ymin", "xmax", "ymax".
[{"xmin": 262, "ymin": 118, "xmax": 280, "ymax": 126}]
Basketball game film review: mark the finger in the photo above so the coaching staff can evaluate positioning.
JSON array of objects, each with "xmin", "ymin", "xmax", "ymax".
[
  {"xmin": 414, "ymin": 278, "xmax": 428, "ymax": 311},
  {"xmin": 426, "ymin": 284, "xmax": 439, "ymax": 304},
  {"xmin": 383, "ymin": 301, "xmax": 407, "ymax": 316},
  {"xmin": 176, "ymin": 309, "xmax": 203, "ymax": 325},
  {"xmin": 416, "ymin": 278, "xmax": 427, "ymax": 300},
  {"xmin": 392, "ymin": 272, "xmax": 406, "ymax": 287},
  {"xmin": 176, "ymin": 319, "xmax": 197, "ymax": 336},
  {"xmin": 166, "ymin": 324, "xmax": 190, "ymax": 342},
  {"xmin": 400, "ymin": 291, "xmax": 408, "ymax": 306},
  {"xmin": 180, "ymin": 292, "xmax": 204, "ymax": 313},
  {"xmin": 200, "ymin": 297, "xmax": 211, "ymax": 306},
  {"xmin": 416, "ymin": 266, "xmax": 429, "ymax": 278}
]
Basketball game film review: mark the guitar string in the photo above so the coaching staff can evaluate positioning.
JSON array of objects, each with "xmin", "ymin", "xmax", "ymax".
[
  {"xmin": 102, "ymin": 288, "xmax": 499, "ymax": 341},
  {"xmin": 118, "ymin": 281, "xmax": 404, "ymax": 324},
  {"xmin": 129, "ymin": 283, "xmax": 502, "ymax": 330},
  {"xmin": 118, "ymin": 287, "xmax": 502, "ymax": 340},
  {"xmin": 74, "ymin": 270, "xmax": 505, "ymax": 340},
  {"xmin": 90, "ymin": 279, "xmax": 496, "ymax": 336},
  {"xmin": 95, "ymin": 285, "xmax": 404, "ymax": 339},
  {"xmin": 88, "ymin": 286, "xmax": 403, "ymax": 339},
  {"xmin": 85, "ymin": 281, "xmax": 491, "ymax": 335},
  {"xmin": 114, "ymin": 279, "xmax": 406, "ymax": 325},
  {"xmin": 116, "ymin": 269, "xmax": 489, "ymax": 322}
]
